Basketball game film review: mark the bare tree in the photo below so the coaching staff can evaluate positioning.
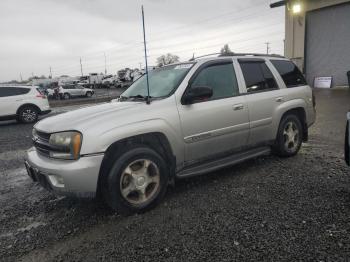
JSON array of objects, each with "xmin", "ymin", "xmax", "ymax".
[
  {"xmin": 220, "ymin": 44, "xmax": 233, "ymax": 55},
  {"xmin": 156, "ymin": 53, "xmax": 180, "ymax": 67}
]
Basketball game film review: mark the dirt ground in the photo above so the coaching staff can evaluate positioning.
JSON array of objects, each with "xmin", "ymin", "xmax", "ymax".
[{"xmin": 0, "ymin": 88, "xmax": 349, "ymax": 262}]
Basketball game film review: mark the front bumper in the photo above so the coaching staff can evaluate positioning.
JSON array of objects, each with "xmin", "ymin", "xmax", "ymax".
[{"xmin": 25, "ymin": 147, "xmax": 104, "ymax": 198}]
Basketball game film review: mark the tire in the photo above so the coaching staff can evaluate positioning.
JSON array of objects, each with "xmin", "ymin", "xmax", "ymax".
[
  {"xmin": 102, "ymin": 145, "xmax": 169, "ymax": 215},
  {"xmin": 17, "ymin": 105, "xmax": 39, "ymax": 123},
  {"xmin": 63, "ymin": 93, "xmax": 70, "ymax": 100},
  {"xmin": 86, "ymin": 91, "xmax": 92, "ymax": 97},
  {"xmin": 274, "ymin": 114, "xmax": 303, "ymax": 157}
]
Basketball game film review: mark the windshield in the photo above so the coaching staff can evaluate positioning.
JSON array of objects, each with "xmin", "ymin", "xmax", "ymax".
[{"xmin": 121, "ymin": 63, "xmax": 193, "ymax": 100}]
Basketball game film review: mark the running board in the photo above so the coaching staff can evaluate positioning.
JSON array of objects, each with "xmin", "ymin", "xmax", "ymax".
[{"xmin": 176, "ymin": 146, "xmax": 271, "ymax": 178}]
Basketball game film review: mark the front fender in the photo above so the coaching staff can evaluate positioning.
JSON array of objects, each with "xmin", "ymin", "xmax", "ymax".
[{"xmin": 82, "ymin": 118, "xmax": 184, "ymax": 164}]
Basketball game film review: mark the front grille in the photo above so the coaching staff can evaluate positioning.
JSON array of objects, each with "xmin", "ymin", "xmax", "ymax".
[{"xmin": 33, "ymin": 130, "xmax": 51, "ymax": 157}]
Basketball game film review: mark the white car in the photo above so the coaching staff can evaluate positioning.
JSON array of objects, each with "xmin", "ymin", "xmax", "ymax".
[
  {"xmin": 102, "ymin": 75, "xmax": 119, "ymax": 87},
  {"xmin": 59, "ymin": 85, "xmax": 94, "ymax": 99},
  {"xmin": 0, "ymin": 85, "xmax": 51, "ymax": 123}
]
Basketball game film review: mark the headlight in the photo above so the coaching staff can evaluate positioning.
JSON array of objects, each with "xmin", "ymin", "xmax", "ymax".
[{"xmin": 49, "ymin": 131, "xmax": 82, "ymax": 160}]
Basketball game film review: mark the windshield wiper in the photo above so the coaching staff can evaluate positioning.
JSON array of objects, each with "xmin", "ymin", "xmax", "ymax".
[{"xmin": 120, "ymin": 95, "xmax": 152, "ymax": 101}]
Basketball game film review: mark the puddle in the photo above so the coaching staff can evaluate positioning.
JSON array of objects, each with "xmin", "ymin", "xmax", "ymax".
[{"xmin": 0, "ymin": 150, "xmax": 26, "ymax": 161}]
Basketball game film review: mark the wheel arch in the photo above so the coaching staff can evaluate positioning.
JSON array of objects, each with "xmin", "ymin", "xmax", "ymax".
[
  {"xmin": 96, "ymin": 132, "xmax": 176, "ymax": 198},
  {"xmin": 277, "ymin": 107, "xmax": 308, "ymax": 142},
  {"xmin": 16, "ymin": 103, "xmax": 42, "ymax": 116}
]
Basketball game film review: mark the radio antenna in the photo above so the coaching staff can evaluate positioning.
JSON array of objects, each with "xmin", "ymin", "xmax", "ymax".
[{"xmin": 141, "ymin": 5, "xmax": 151, "ymax": 104}]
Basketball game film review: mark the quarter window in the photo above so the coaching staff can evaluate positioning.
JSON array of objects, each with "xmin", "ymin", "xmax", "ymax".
[
  {"xmin": 239, "ymin": 61, "xmax": 278, "ymax": 93},
  {"xmin": 271, "ymin": 60, "xmax": 307, "ymax": 88},
  {"xmin": 0, "ymin": 87, "xmax": 30, "ymax": 97},
  {"xmin": 190, "ymin": 62, "xmax": 239, "ymax": 100}
]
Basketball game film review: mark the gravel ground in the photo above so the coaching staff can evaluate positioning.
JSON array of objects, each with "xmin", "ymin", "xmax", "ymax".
[{"xmin": 0, "ymin": 89, "xmax": 349, "ymax": 261}]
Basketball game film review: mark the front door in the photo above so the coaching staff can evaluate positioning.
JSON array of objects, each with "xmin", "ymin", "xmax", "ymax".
[{"xmin": 177, "ymin": 60, "xmax": 250, "ymax": 165}]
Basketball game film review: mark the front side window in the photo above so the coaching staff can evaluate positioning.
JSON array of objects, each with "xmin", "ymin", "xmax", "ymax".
[
  {"xmin": 239, "ymin": 61, "xmax": 278, "ymax": 93},
  {"xmin": 189, "ymin": 62, "xmax": 239, "ymax": 100},
  {"xmin": 271, "ymin": 60, "xmax": 307, "ymax": 88},
  {"xmin": 121, "ymin": 63, "xmax": 193, "ymax": 99}
]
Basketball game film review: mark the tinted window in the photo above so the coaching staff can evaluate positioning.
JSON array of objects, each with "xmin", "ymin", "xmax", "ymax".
[
  {"xmin": 239, "ymin": 61, "xmax": 278, "ymax": 93},
  {"xmin": 190, "ymin": 63, "xmax": 239, "ymax": 100},
  {"xmin": 0, "ymin": 87, "xmax": 30, "ymax": 97},
  {"xmin": 271, "ymin": 60, "xmax": 307, "ymax": 88}
]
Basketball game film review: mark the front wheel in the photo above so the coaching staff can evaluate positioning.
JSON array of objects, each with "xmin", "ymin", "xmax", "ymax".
[
  {"xmin": 103, "ymin": 146, "xmax": 169, "ymax": 215},
  {"xmin": 274, "ymin": 114, "xmax": 303, "ymax": 157},
  {"xmin": 86, "ymin": 91, "xmax": 92, "ymax": 97}
]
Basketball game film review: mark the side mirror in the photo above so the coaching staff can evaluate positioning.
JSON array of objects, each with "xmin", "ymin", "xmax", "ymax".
[
  {"xmin": 182, "ymin": 86, "xmax": 213, "ymax": 105},
  {"xmin": 345, "ymin": 113, "xmax": 350, "ymax": 166}
]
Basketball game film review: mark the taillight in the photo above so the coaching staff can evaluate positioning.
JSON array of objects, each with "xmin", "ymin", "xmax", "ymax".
[
  {"xmin": 36, "ymin": 94, "xmax": 46, "ymax": 99},
  {"xmin": 36, "ymin": 88, "xmax": 47, "ymax": 99}
]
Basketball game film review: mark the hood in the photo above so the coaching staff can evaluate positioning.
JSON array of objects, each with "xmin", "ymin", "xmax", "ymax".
[{"xmin": 35, "ymin": 101, "xmax": 144, "ymax": 133}]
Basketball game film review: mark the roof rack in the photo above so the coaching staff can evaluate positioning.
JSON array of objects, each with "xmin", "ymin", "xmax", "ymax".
[{"xmin": 188, "ymin": 52, "xmax": 285, "ymax": 61}]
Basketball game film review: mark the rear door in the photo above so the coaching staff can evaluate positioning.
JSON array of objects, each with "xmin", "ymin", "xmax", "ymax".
[
  {"xmin": 177, "ymin": 59, "xmax": 250, "ymax": 164},
  {"xmin": 238, "ymin": 59, "xmax": 283, "ymax": 145},
  {"xmin": 0, "ymin": 87, "xmax": 30, "ymax": 116}
]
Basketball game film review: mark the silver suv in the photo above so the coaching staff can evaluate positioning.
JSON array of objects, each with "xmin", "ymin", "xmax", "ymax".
[{"xmin": 25, "ymin": 54, "xmax": 316, "ymax": 214}]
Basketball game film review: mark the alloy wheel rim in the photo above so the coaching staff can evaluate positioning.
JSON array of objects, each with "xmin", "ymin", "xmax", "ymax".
[
  {"xmin": 283, "ymin": 121, "xmax": 299, "ymax": 152},
  {"xmin": 22, "ymin": 109, "xmax": 36, "ymax": 122},
  {"xmin": 120, "ymin": 159, "xmax": 160, "ymax": 205}
]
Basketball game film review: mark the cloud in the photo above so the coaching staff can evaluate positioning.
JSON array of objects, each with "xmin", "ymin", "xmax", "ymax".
[{"xmin": 0, "ymin": 0, "xmax": 284, "ymax": 81}]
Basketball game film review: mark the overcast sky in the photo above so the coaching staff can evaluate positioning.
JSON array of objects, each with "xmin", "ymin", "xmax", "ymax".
[{"xmin": 0, "ymin": 0, "xmax": 284, "ymax": 82}]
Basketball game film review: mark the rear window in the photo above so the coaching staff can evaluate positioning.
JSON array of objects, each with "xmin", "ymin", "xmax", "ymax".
[
  {"xmin": 239, "ymin": 61, "xmax": 278, "ymax": 93},
  {"xmin": 0, "ymin": 87, "xmax": 30, "ymax": 97},
  {"xmin": 271, "ymin": 60, "xmax": 307, "ymax": 88}
]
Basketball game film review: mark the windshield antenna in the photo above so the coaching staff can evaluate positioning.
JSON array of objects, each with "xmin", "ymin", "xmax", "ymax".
[{"xmin": 141, "ymin": 5, "xmax": 151, "ymax": 105}]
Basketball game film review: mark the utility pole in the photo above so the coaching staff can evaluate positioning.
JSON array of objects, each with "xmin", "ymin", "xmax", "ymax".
[
  {"xmin": 139, "ymin": 63, "xmax": 142, "ymax": 70},
  {"xmin": 80, "ymin": 57, "xmax": 83, "ymax": 76},
  {"xmin": 20, "ymin": 73, "xmax": 23, "ymax": 82},
  {"xmin": 104, "ymin": 52, "xmax": 107, "ymax": 75},
  {"xmin": 49, "ymin": 66, "xmax": 52, "ymax": 79},
  {"xmin": 265, "ymin": 42, "xmax": 270, "ymax": 54}
]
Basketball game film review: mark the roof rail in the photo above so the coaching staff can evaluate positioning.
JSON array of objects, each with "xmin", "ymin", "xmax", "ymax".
[
  {"xmin": 189, "ymin": 52, "xmax": 285, "ymax": 61},
  {"xmin": 188, "ymin": 53, "xmax": 222, "ymax": 61},
  {"xmin": 218, "ymin": 52, "xmax": 285, "ymax": 58}
]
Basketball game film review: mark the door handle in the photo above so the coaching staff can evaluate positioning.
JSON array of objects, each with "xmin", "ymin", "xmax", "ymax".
[
  {"xmin": 233, "ymin": 104, "xmax": 244, "ymax": 111},
  {"xmin": 275, "ymin": 97, "xmax": 284, "ymax": 102}
]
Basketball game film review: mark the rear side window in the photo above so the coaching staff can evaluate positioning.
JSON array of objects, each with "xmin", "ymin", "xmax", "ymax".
[
  {"xmin": 239, "ymin": 61, "xmax": 278, "ymax": 93},
  {"xmin": 190, "ymin": 62, "xmax": 239, "ymax": 100},
  {"xmin": 271, "ymin": 60, "xmax": 307, "ymax": 88},
  {"xmin": 0, "ymin": 87, "xmax": 30, "ymax": 97}
]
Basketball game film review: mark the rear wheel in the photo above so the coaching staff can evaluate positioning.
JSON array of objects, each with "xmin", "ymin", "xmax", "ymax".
[
  {"xmin": 102, "ymin": 145, "xmax": 169, "ymax": 215},
  {"xmin": 63, "ymin": 93, "xmax": 70, "ymax": 100},
  {"xmin": 18, "ymin": 106, "xmax": 39, "ymax": 123},
  {"xmin": 274, "ymin": 114, "xmax": 303, "ymax": 157}
]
